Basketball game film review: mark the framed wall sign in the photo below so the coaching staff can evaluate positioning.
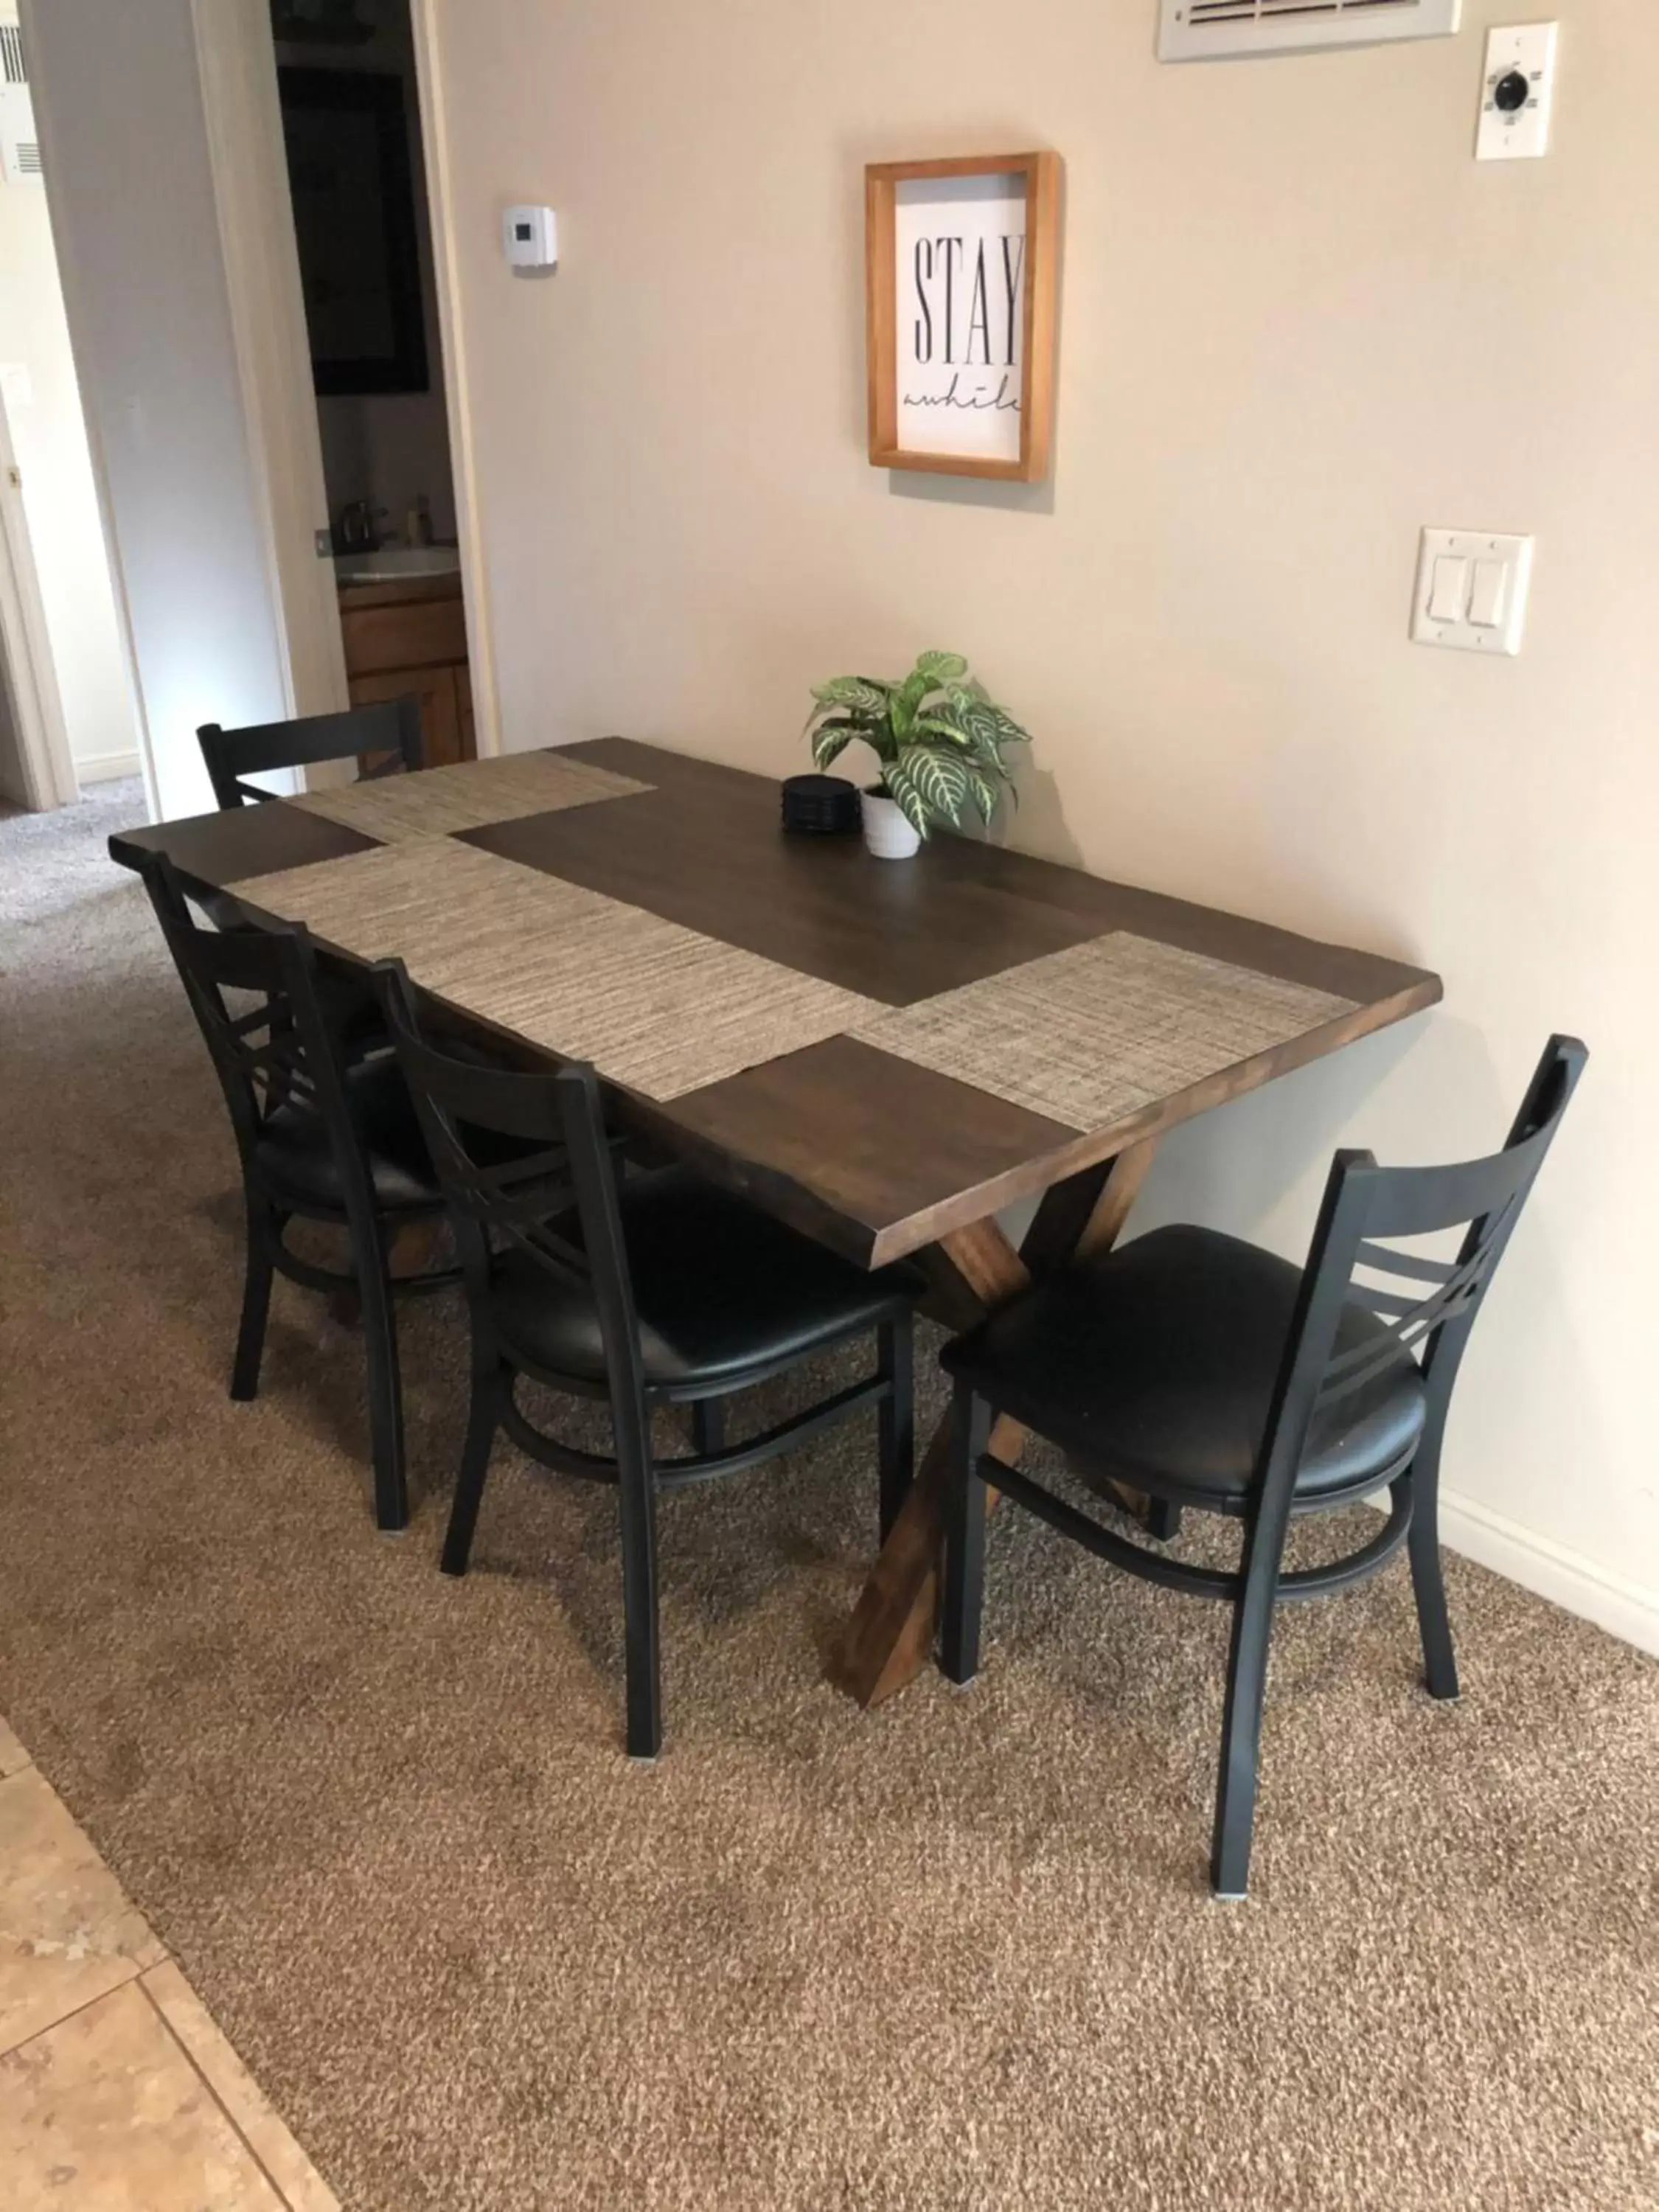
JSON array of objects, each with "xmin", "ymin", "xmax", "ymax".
[{"xmin": 866, "ymin": 151, "xmax": 1062, "ymax": 483}]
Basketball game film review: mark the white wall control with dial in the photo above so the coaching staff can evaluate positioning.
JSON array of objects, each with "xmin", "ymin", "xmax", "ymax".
[
  {"xmin": 1411, "ymin": 529, "xmax": 1534, "ymax": 654},
  {"xmin": 1476, "ymin": 23, "xmax": 1558, "ymax": 160}
]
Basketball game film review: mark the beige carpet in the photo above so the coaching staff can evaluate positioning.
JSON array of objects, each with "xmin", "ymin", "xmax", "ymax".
[{"xmin": 1, "ymin": 786, "xmax": 1655, "ymax": 2212}]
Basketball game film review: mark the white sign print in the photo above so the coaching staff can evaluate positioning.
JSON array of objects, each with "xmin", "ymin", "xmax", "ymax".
[{"xmin": 892, "ymin": 173, "xmax": 1027, "ymax": 462}]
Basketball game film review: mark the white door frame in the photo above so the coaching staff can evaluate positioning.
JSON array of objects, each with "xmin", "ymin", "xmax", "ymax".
[
  {"xmin": 190, "ymin": 0, "xmax": 502, "ymax": 757},
  {"xmin": 409, "ymin": 0, "xmax": 501, "ymax": 758},
  {"xmin": 0, "ymin": 389, "xmax": 78, "ymax": 810}
]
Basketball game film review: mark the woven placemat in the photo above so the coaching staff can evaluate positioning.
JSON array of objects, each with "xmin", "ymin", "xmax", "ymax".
[
  {"xmin": 855, "ymin": 932, "xmax": 1358, "ymax": 1134},
  {"xmin": 287, "ymin": 750, "xmax": 651, "ymax": 842},
  {"xmin": 227, "ymin": 838, "xmax": 880, "ymax": 1102}
]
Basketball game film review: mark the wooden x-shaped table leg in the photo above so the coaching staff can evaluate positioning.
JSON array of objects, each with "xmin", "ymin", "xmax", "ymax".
[{"xmin": 829, "ymin": 1137, "xmax": 1159, "ymax": 1709}]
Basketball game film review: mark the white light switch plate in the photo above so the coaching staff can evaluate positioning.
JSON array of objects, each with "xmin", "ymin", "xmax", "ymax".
[
  {"xmin": 1411, "ymin": 528, "xmax": 1534, "ymax": 654},
  {"xmin": 1477, "ymin": 24, "xmax": 1558, "ymax": 161}
]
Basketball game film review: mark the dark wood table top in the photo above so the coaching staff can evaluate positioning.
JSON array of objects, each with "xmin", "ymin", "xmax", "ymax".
[{"xmin": 109, "ymin": 738, "xmax": 1441, "ymax": 1267}]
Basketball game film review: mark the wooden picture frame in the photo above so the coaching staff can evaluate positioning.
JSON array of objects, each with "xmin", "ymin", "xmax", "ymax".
[{"xmin": 866, "ymin": 151, "xmax": 1062, "ymax": 484}]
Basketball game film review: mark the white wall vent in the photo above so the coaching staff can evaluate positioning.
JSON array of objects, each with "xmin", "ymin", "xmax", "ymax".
[
  {"xmin": 1160, "ymin": 0, "xmax": 1461, "ymax": 63},
  {"xmin": 1, "ymin": 23, "xmax": 43, "ymax": 187}
]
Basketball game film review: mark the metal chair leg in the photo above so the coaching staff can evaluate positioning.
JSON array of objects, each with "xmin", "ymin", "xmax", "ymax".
[
  {"xmin": 1405, "ymin": 1457, "xmax": 1459, "ymax": 1700},
  {"xmin": 940, "ymin": 1384, "xmax": 991, "ymax": 1685},
  {"xmin": 877, "ymin": 1312, "xmax": 914, "ymax": 1540},
  {"xmin": 692, "ymin": 1399, "xmax": 725, "ymax": 1457},
  {"xmin": 1210, "ymin": 1517, "xmax": 1287, "ymax": 1900},
  {"xmin": 1144, "ymin": 1497, "xmax": 1184, "ymax": 1542},
  {"xmin": 358, "ymin": 1221, "xmax": 408, "ymax": 1532},
  {"xmin": 440, "ymin": 1360, "xmax": 503, "ymax": 1577},
  {"xmin": 229, "ymin": 1196, "xmax": 280, "ymax": 1402},
  {"xmin": 616, "ymin": 1415, "xmax": 661, "ymax": 1760}
]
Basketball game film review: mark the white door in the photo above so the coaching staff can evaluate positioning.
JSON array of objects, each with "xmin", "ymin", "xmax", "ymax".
[
  {"xmin": 191, "ymin": 0, "xmax": 349, "ymax": 724},
  {"xmin": 189, "ymin": 0, "xmax": 501, "ymax": 757},
  {"xmin": 0, "ymin": 382, "xmax": 76, "ymax": 810}
]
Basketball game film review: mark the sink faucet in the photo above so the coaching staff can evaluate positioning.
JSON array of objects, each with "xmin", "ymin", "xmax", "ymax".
[{"xmin": 336, "ymin": 500, "xmax": 386, "ymax": 553}]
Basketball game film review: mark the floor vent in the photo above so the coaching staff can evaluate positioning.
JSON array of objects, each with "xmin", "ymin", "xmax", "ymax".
[{"xmin": 1160, "ymin": 0, "xmax": 1461, "ymax": 60}]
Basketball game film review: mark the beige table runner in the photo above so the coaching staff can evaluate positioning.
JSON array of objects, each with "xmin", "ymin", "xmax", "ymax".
[
  {"xmin": 287, "ymin": 750, "xmax": 651, "ymax": 843},
  {"xmin": 227, "ymin": 837, "xmax": 880, "ymax": 1102},
  {"xmin": 229, "ymin": 836, "xmax": 1358, "ymax": 1126},
  {"xmin": 854, "ymin": 933, "xmax": 1358, "ymax": 1133}
]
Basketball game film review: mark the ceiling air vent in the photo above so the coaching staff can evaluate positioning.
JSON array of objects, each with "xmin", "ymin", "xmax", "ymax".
[
  {"xmin": 0, "ymin": 21, "xmax": 42, "ymax": 186},
  {"xmin": 1160, "ymin": 0, "xmax": 1461, "ymax": 62}
]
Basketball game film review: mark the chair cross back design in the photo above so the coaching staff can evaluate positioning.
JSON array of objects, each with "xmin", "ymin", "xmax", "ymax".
[
  {"xmin": 375, "ymin": 994, "xmax": 592, "ymax": 1307},
  {"xmin": 142, "ymin": 849, "xmax": 358, "ymax": 1189},
  {"xmin": 374, "ymin": 958, "xmax": 917, "ymax": 1759},
  {"xmin": 940, "ymin": 1034, "xmax": 1587, "ymax": 1897},
  {"xmin": 197, "ymin": 696, "xmax": 424, "ymax": 809},
  {"xmin": 138, "ymin": 851, "xmax": 452, "ymax": 1531}
]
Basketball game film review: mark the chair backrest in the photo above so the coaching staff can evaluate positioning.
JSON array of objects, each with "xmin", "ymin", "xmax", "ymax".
[
  {"xmin": 138, "ymin": 849, "xmax": 361, "ymax": 1191},
  {"xmin": 372, "ymin": 961, "xmax": 646, "ymax": 1403},
  {"xmin": 1257, "ymin": 1035, "xmax": 1588, "ymax": 1503},
  {"xmin": 197, "ymin": 697, "xmax": 424, "ymax": 809}
]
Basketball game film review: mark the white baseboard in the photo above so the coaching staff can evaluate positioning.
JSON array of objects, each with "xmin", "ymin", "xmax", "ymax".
[
  {"xmin": 1437, "ymin": 1489, "xmax": 1659, "ymax": 1658},
  {"xmin": 74, "ymin": 749, "xmax": 142, "ymax": 785}
]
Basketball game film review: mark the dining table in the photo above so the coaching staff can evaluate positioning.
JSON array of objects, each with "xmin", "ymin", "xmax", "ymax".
[{"xmin": 110, "ymin": 737, "xmax": 1442, "ymax": 1708}]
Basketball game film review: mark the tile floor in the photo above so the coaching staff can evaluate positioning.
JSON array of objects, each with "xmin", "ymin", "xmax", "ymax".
[{"xmin": 0, "ymin": 1711, "xmax": 340, "ymax": 2211}]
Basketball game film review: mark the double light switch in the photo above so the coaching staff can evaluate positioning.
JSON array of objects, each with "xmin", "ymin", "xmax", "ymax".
[{"xmin": 1412, "ymin": 529, "xmax": 1534, "ymax": 655}]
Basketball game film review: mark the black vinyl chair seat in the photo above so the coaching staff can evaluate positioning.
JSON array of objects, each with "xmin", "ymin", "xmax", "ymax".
[
  {"xmin": 944, "ymin": 1225, "xmax": 1428, "ymax": 1507},
  {"xmin": 490, "ymin": 1165, "xmax": 915, "ymax": 1389},
  {"xmin": 254, "ymin": 1052, "xmax": 438, "ymax": 1215}
]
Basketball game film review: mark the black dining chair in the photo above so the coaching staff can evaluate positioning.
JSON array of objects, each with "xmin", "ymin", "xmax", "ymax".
[
  {"xmin": 939, "ymin": 1035, "xmax": 1587, "ymax": 1898},
  {"xmin": 196, "ymin": 698, "xmax": 425, "ymax": 1046},
  {"xmin": 197, "ymin": 696, "xmax": 423, "ymax": 809},
  {"xmin": 139, "ymin": 851, "xmax": 455, "ymax": 1531},
  {"xmin": 373, "ymin": 958, "xmax": 918, "ymax": 1759}
]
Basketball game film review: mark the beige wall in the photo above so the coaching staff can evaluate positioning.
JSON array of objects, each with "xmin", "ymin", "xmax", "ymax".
[
  {"xmin": 0, "ymin": 163, "xmax": 139, "ymax": 782},
  {"xmin": 428, "ymin": 0, "xmax": 1658, "ymax": 1642}
]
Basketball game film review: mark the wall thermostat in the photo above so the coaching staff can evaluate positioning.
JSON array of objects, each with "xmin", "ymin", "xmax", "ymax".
[
  {"xmin": 503, "ymin": 204, "xmax": 558, "ymax": 270},
  {"xmin": 1476, "ymin": 24, "xmax": 1559, "ymax": 161}
]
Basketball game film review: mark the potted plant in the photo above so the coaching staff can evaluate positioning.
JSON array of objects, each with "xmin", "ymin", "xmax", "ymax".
[{"xmin": 804, "ymin": 650, "xmax": 1031, "ymax": 859}]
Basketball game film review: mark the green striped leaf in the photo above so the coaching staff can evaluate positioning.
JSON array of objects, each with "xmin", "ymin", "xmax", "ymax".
[
  {"xmin": 906, "ymin": 742, "xmax": 971, "ymax": 827},
  {"xmin": 880, "ymin": 757, "xmax": 935, "ymax": 838},
  {"xmin": 912, "ymin": 711, "xmax": 973, "ymax": 748},
  {"xmin": 964, "ymin": 765, "xmax": 1001, "ymax": 824},
  {"xmin": 811, "ymin": 720, "xmax": 857, "ymax": 771},
  {"xmin": 811, "ymin": 677, "xmax": 890, "ymax": 718},
  {"xmin": 890, "ymin": 669, "xmax": 929, "ymax": 740},
  {"xmin": 950, "ymin": 698, "xmax": 1012, "ymax": 755}
]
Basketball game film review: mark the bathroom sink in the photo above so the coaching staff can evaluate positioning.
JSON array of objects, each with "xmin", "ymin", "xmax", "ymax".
[{"xmin": 334, "ymin": 546, "xmax": 461, "ymax": 584}]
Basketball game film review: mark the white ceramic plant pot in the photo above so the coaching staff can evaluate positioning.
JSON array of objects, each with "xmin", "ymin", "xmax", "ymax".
[{"xmin": 861, "ymin": 790, "xmax": 922, "ymax": 860}]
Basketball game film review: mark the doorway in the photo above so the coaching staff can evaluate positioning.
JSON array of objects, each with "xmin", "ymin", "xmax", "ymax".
[
  {"xmin": 0, "ymin": 2, "xmax": 142, "ymax": 813},
  {"xmin": 267, "ymin": 0, "xmax": 476, "ymax": 771},
  {"xmin": 0, "ymin": 400, "xmax": 74, "ymax": 813}
]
